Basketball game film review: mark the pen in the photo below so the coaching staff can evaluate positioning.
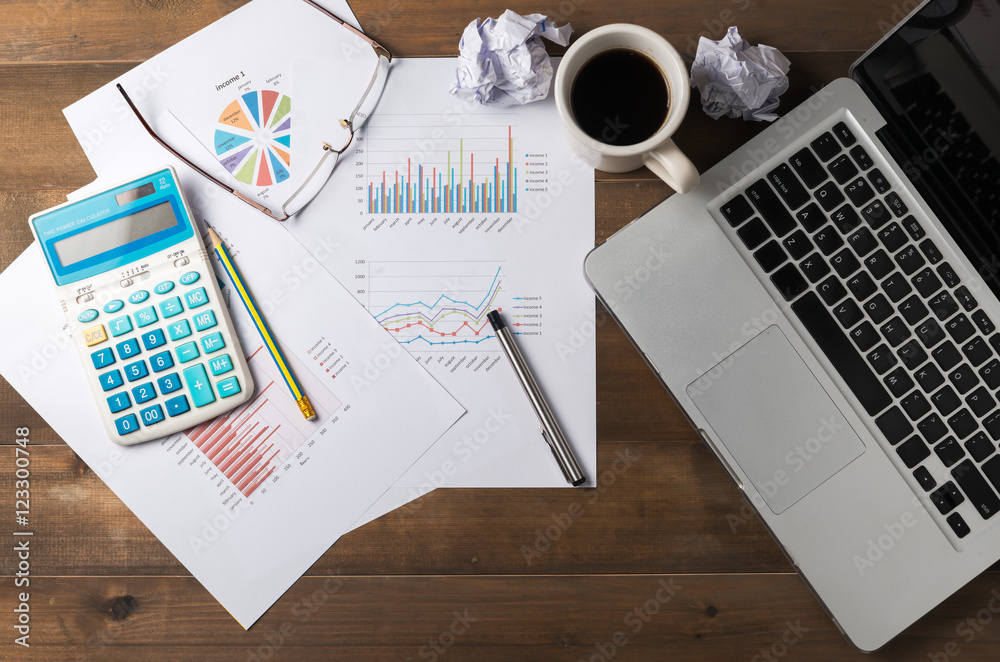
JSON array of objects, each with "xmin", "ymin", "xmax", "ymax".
[
  {"xmin": 207, "ymin": 228, "xmax": 317, "ymax": 421},
  {"xmin": 487, "ymin": 309, "xmax": 586, "ymax": 486}
]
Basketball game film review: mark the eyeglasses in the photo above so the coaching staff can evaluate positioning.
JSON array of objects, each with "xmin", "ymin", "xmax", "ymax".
[{"xmin": 118, "ymin": 0, "xmax": 392, "ymax": 222}]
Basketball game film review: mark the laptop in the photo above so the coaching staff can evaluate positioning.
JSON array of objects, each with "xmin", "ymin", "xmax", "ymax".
[{"xmin": 584, "ymin": 0, "xmax": 1000, "ymax": 651}]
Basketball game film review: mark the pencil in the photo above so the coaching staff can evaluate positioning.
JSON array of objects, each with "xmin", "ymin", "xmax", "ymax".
[{"xmin": 207, "ymin": 227, "xmax": 317, "ymax": 421}]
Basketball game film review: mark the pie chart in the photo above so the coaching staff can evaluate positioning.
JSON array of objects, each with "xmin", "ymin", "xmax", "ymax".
[{"xmin": 213, "ymin": 90, "xmax": 291, "ymax": 187}]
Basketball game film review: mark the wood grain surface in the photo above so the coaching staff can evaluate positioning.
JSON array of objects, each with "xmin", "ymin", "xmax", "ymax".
[{"xmin": 5, "ymin": 0, "xmax": 998, "ymax": 660}]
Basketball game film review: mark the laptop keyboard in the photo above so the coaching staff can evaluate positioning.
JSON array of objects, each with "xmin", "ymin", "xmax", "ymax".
[{"xmin": 719, "ymin": 118, "xmax": 1000, "ymax": 544}]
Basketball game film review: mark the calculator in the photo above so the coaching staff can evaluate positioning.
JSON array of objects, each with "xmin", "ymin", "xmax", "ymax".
[{"xmin": 30, "ymin": 167, "xmax": 254, "ymax": 445}]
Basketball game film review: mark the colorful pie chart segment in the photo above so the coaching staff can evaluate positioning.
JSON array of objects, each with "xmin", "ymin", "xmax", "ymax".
[{"xmin": 214, "ymin": 90, "xmax": 291, "ymax": 187}]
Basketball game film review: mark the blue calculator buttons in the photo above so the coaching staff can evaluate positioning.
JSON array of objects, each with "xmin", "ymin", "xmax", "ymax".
[
  {"xmin": 128, "ymin": 290, "xmax": 150, "ymax": 304},
  {"xmin": 217, "ymin": 377, "xmax": 242, "ymax": 399},
  {"xmin": 141, "ymin": 329, "xmax": 166, "ymax": 350},
  {"xmin": 78, "ymin": 309, "xmax": 99, "ymax": 323},
  {"xmin": 134, "ymin": 306, "xmax": 158, "ymax": 327},
  {"xmin": 157, "ymin": 373, "xmax": 182, "ymax": 395},
  {"xmin": 179, "ymin": 271, "xmax": 200, "ymax": 285},
  {"xmin": 154, "ymin": 281, "xmax": 175, "ymax": 294},
  {"xmin": 165, "ymin": 395, "xmax": 191, "ymax": 417},
  {"xmin": 201, "ymin": 332, "xmax": 225, "ymax": 354},
  {"xmin": 131, "ymin": 382, "xmax": 156, "ymax": 404},
  {"xmin": 124, "ymin": 360, "xmax": 149, "ymax": 382},
  {"xmin": 107, "ymin": 392, "xmax": 131, "ymax": 414},
  {"xmin": 100, "ymin": 369, "xmax": 124, "ymax": 392},
  {"xmin": 209, "ymin": 354, "xmax": 233, "ymax": 376},
  {"xmin": 182, "ymin": 364, "xmax": 216, "ymax": 407},
  {"xmin": 103, "ymin": 300, "xmax": 125, "ymax": 314},
  {"xmin": 150, "ymin": 351, "xmax": 174, "ymax": 373},
  {"xmin": 139, "ymin": 404, "xmax": 165, "ymax": 426},
  {"xmin": 114, "ymin": 413, "xmax": 139, "ymax": 436},
  {"xmin": 167, "ymin": 319, "xmax": 192, "ymax": 341},
  {"xmin": 160, "ymin": 296, "xmax": 184, "ymax": 318},
  {"xmin": 185, "ymin": 287, "xmax": 209, "ymax": 309},
  {"xmin": 108, "ymin": 315, "xmax": 133, "ymax": 337},
  {"xmin": 176, "ymin": 342, "xmax": 200, "ymax": 363},
  {"xmin": 91, "ymin": 347, "xmax": 115, "ymax": 369},
  {"xmin": 115, "ymin": 338, "xmax": 141, "ymax": 360},
  {"xmin": 193, "ymin": 310, "xmax": 217, "ymax": 331}
]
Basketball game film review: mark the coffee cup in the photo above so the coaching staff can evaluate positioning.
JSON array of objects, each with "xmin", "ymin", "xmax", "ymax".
[{"xmin": 554, "ymin": 24, "xmax": 699, "ymax": 193}]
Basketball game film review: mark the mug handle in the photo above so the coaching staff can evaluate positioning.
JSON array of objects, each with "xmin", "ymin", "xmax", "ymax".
[{"xmin": 644, "ymin": 138, "xmax": 699, "ymax": 194}]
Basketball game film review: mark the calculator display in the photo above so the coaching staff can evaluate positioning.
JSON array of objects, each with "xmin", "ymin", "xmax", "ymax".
[{"xmin": 53, "ymin": 201, "xmax": 180, "ymax": 268}]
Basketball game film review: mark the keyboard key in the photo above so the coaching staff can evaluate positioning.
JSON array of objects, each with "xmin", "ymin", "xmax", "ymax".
[
  {"xmin": 914, "ymin": 466, "xmax": 937, "ymax": 491},
  {"xmin": 973, "ymin": 311, "xmax": 996, "ymax": 335},
  {"xmin": 209, "ymin": 354, "xmax": 234, "ymax": 376},
  {"xmin": 945, "ymin": 314, "xmax": 975, "ymax": 344},
  {"xmin": 149, "ymin": 350, "xmax": 174, "ymax": 373},
  {"xmin": 954, "ymin": 286, "xmax": 977, "ymax": 312},
  {"xmin": 920, "ymin": 239, "xmax": 943, "ymax": 264},
  {"xmin": 881, "ymin": 272, "xmax": 912, "ymax": 303},
  {"xmin": 817, "ymin": 276, "xmax": 847, "ymax": 305},
  {"xmin": 898, "ymin": 436, "xmax": 931, "ymax": 468},
  {"xmin": 898, "ymin": 295, "xmax": 929, "ymax": 325},
  {"xmin": 935, "ymin": 437, "xmax": 966, "ymax": 467},
  {"xmin": 983, "ymin": 456, "xmax": 1000, "ymax": 491},
  {"xmin": 813, "ymin": 225, "xmax": 844, "ymax": 255},
  {"xmin": 849, "ymin": 145, "xmax": 873, "ymax": 170},
  {"xmin": 721, "ymin": 195, "xmax": 754, "ymax": 226},
  {"xmin": 847, "ymin": 272, "xmax": 877, "ymax": 300},
  {"xmin": 901, "ymin": 390, "xmax": 931, "ymax": 419},
  {"xmin": 99, "ymin": 369, "xmax": 124, "ymax": 392},
  {"xmin": 930, "ymin": 481, "xmax": 964, "ymax": 514},
  {"xmin": 916, "ymin": 364, "xmax": 946, "ymax": 393},
  {"xmin": 153, "ymin": 280, "xmax": 174, "ymax": 295},
  {"xmin": 830, "ymin": 204, "xmax": 861, "ymax": 233},
  {"xmin": 811, "ymin": 132, "xmax": 841, "ymax": 161},
  {"xmin": 167, "ymin": 319, "xmax": 192, "ymax": 341},
  {"xmin": 863, "ymin": 250, "xmax": 894, "ymax": 280},
  {"xmin": 179, "ymin": 271, "xmax": 201, "ymax": 286},
  {"xmin": 834, "ymin": 299, "xmax": 863, "ymax": 328},
  {"xmin": 932, "ymin": 343, "xmax": 962, "ymax": 371},
  {"xmin": 949, "ymin": 363, "xmax": 979, "ymax": 395},
  {"xmin": 881, "ymin": 316, "xmax": 910, "ymax": 347},
  {"xmin": 108, "ymin": 315, "xmax": 133, "ymax": 337},
  {"xmin": 767, "ymin": 163, "xmax": 809, "ymax": 209},
  {"xmin": 962, "ymin": 337, "xmax": 991, "ymax": 367},
  {"xmin": 952, "ymin": 459, "xmax": 1000, "ymax": 519},
  {"xmin": 103, "ymin": 299, "xmax": 124, "ymax": 314},
  {"xmin": 217, "ymin": 376, "xmax": 242, "ymax": 398},
  {"xmin": 799, "ymin": 252, "xmax": 830, "ymax": 283},
  {"xmin": 139, "ymin": 404, "xmax": 165, "ymax": 426},
  {"xmin": 159, "ymin": 296, "xmax": 184, "ymax": 318},
  {"xmin": 140, "ymin": 329, "xmax": 166, "ymax": 351},
  {"xmin": 770, "ymin": 263, "xmax": 808, "ymax": 301},
  {"xmin": 124, "ymin": 360, "xmax": 149, "ymax": 382},
  {"xmin": 182, "ymin": 364, "xmax": 216, "ymax": 408},
  {"xmin": 916, "ymin": 319, "xmax": 946, "ymax": 348},
  {"xmin": 753, "ymin": 241, "xmax": 787, "ymax": 272},
  {"xmin": 876, "ymin": 406, "xmax": 913, "ymax": 444},
  {"xmin": 830, "ymin": 122, "xmax": 855, "ymax": 146},
  {"xmin": 115, "ymin": 338, "xmax": 141, "ymax": 360},
  {"xmin": 131, "ymin": 382, "xmax": 156, "ymax": 404},
  {"xmin": 965, "ymin": 432, "xmax": 996, "ymax": 462},
  {"xmin": 738, "ymin": 218, "xmax": 771, "ymax": 249},
  {"xmin": 868, "ymin": 344, "xmax": 898, "ymax": 375},
  {"xmin": 868, "ymin": 168, "xmax": 891, "ymax": 194},
  {"xmin": 176, "ymin": 342, "xmax": 200, "ymax": 363},
  {"xmin": 861, "ymin": 200, "xmax": 891, "ymax": 230},
  {"xmin": 844, "ymin": 177, "xmax": 874, "ymax": 206},
  {"xmin": 789, "ymin": 148, "xmax": 827, "ymax": 188},
  {"xmin": 185, "ymin": 287, "xmax": 209, "ymax": 309},
  {"xmin": 884, "ymin": 191, "xmax": 908, "ymax": 217},
  {"xmin": 884, "ymin": 367, "xmax": 915, "ymax": 397},
  {"xmin": 966, "ymin": 387, "xmax": 996, "ymax": 418},
  {"xmin": 901, "ymin": 215, "xmax": 925, "ymax": 240},
  {"xmin": 134, "ymin": 305, "xmax": 158, "ymax": 328},
  {"xmin": 165, "ymin": 395, "xmax": 191, "ymax": 417},
  {"xmin": 782, "ymin": 230, "xmax": 812, "ymax": 259},
  {"xmin": 877, "ymin": 223, "xmax": 908, "ymax": 253},
  {"xmin": 831, "ymin": 249, "xmax": 861, "ymax": 279},
  {"xmin": 106, "ymin": 392, "xmax": 131, "ymax": 414},
  {"xmin": 850, "ymin": 322, "xmax": 880, "ymax": 351},
  {"xmin": 930, "ymin": 386, "xmax": 961, "ymax": 416},
  {"xmin": 985, "ymin": 411, "xmax": 1000, "ymax": 440},
  {"xmin": 911, "ymin": 268, "xmax": 941, "ymax": 297},
  {"xmin": 863, "ymin": 294, "xmax": 894, "ymax": 324},
  {"xmin": 895, "ymin": 246, "xmax": 926, "ymax": 275},
  {"xmin": 980, "ymin": 359, "xmax": 1000, "ymax": 389},
  {"xmin": 91, "ymin": 347, "xmax": 115, "ymax": 369},
  {"xmin": 156, "ymin": 373, "xmax": 182, "ymax": 395},
  {"xmin": 127, "ymin": 290, "xmax": 149, "ymax": 304},
  {"xmin": 114, "ymin": 413, "xmax": 139, "ymax": 437},
  {"xmin": 947, "ymin": 513, "xmax": 971, "ymax": 539},
  {"xmin": 791, "ymin": 292, "xmax": 891, "ymax": 415},
  {"xmin": 936, "ymin": 263, "xmax": 960, "ymax": 288},
  {"xmin": 200, "ymin": 332, "xmax": 226, "ymax": 354},
  {"xmin": 948, "ymin": 409, "xmax": 978, "ymax": 439},
  {"xmin": 897, "ymin": 339, "xmax": 927, "ymax": 369},
  {"xmin": 815, "ymin": 181, "xmax": 846, "ymax": 211},
  {"xmin": 77, "ymin": 309, "xmax": 98, "ymax": 324},
  {"xmin": 828, "ymin": 154, "xmax": 858, "ymax": 184},
  {"xmin": 747, "ymin": 179, "xmax": 801, "ymax": 235},
  {"xmin": 847, "ymin": 228, "xmax": 878, "ymax": 256},
  {"xmin": 796, "ymin": 203, "xmax": 826, "ymax": 231},
  {"xmin": 83, "ymin": 324, "xmax": 108, "ymax": 347}
]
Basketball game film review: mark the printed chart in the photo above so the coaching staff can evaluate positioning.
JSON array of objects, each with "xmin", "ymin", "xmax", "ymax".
[
  {"xmin": 183, "ymin": 343, "xmax": 341, "ymax": 497},
  {"xmin": 214, "ymin": 89, "xmax": 292, "ymax": 187}
]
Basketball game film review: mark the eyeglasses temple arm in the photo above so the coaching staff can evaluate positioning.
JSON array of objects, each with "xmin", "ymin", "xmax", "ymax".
[{"xmin": 299, "ymin": 0, "xmax": 392, "ymax": 61}]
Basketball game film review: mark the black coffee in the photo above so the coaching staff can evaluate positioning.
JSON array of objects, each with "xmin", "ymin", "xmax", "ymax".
[{"xmin": 570, "ymin": 48, "xmax": 670, "ymax": 146}]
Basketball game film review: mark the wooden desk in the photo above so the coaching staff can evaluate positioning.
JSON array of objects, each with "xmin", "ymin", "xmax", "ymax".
[{"xmin": 3, "ymin": 1, "xmax": 998, "ymax": 659}]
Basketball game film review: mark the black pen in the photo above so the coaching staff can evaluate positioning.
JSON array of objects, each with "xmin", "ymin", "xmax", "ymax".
[{"xmin": 487, "ymin": 309, "xmax": 586, "ymax": 486}]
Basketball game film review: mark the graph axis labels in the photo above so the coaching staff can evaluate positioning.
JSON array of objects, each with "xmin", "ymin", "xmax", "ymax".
[{"xmin": 214, "ymin": 90, "xmax": 292, "ymax": 188}]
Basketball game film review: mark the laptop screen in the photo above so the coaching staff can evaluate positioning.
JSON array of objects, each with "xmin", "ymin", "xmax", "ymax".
[{"xmin": 852, "ymin": 0, "xmax": 1000, "ymax": 299}]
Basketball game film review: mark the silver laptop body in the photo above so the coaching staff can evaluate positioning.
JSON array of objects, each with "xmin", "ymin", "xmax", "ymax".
[{"xmin": 585, "ymin": 0, "xmax": 1000, "ymax": 650}]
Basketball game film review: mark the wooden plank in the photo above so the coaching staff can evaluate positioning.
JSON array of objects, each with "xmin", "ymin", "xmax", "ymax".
[
  {"xmin": 3, "ymin": 573, "xmax": 1000, "ymax": 660},
  {"xmin": 1, "ymin": 0, "xmax": 910, "ymax": 62},
  {"xmin": 0, "ymin": 443, "xmax": 798, "ymax": 576}
]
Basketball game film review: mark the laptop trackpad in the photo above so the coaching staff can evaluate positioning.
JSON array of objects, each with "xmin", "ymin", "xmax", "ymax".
[{"xmin": 687, "ymin": 326, "xmax": 866, "ymax": 514}]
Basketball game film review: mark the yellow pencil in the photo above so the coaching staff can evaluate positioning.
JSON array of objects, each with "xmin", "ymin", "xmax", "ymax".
[{"xmin": 207, "ymin": 228, "xmax": 316, "ymax": 421}]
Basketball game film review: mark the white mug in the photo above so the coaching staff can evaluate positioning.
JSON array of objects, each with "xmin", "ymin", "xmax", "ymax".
[{"xmin": 554, "ymin": 24, "xmax": 699, "ymax": 194}]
